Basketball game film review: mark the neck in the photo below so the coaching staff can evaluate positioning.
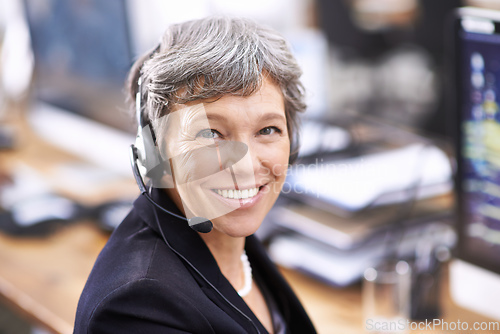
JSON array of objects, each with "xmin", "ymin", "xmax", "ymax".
[{"xmin": 200, "ymin": 229, "xmax": 245, "ymax": 289}]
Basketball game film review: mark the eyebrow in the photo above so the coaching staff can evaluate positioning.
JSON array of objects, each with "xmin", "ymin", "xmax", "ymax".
[
  {"xmin": 204, "ymin": 112, "xmax": 286, "ymax": 123},
  {"xmin": 258, "ymin": 113, "xmax": 286, "ymax": 123},
  {"xmin": 205, "ymin": 113, "xmax": 226, "ymax": 122}
]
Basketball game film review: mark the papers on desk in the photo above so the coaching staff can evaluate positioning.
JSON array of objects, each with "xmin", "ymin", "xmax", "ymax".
[
  {"xmin": 269, "ymin": 233, "xmax": 384, "ymax": 287},
  {"xmin": 267, "ymin": 193, "xmax": 452, "ymax": 251},
  {"xmin": 267, "ymin": 221, "xmax": 455, "ymax": 287},
  {"xmin": 269, "ymin": 204, "xmax": 393, "ymax": 250},
  {"xmin": 286, "ymin": 143, "xmax": 452, "ymax": 213},
  {"xmin": 265, "ymin": 137, "xmax": 456, "ymax": 287}
]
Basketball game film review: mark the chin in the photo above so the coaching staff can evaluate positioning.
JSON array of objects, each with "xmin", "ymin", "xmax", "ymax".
[{"xmin": 211, "ymin": 212, "xmax": 266, "ymax": 238}]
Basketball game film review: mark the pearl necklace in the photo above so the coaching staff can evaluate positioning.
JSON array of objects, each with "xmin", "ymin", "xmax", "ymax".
[{"xmin": 237, "ymin": 251, "xmax": 252, "ymax": 297}]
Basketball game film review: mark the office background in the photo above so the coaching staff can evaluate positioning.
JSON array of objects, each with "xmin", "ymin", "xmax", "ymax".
[{"xmin": 0, "ymin": 0, "xmax": 499, "ymax": 333}]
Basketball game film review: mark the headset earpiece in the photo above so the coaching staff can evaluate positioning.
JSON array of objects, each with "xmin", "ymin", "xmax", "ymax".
[{"xmin": 133, "ymin": 76, "xmax": 171, "ymax": 186}]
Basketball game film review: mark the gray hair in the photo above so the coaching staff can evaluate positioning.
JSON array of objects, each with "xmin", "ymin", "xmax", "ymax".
[{"xmin": 127, "ymin": 16, "xmax": 305, "ymax": 161}]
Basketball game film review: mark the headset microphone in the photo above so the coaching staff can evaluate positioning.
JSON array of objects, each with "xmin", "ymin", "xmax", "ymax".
[{"xmin": 186, "ymin": 216, "xmax": 213, "ymax": 233}]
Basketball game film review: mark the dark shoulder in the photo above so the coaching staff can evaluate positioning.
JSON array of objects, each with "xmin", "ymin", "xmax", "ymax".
[
  {"xmin": 83, "ymin": 277, "xmax": 214, "ymax": 334},
  {"xmin": 74, "ymin": 210, "xmax": 204, "ymax": 333},
  {"xmin": 85, "ymin": 209, "xmax": 167, "ymax": 290}
]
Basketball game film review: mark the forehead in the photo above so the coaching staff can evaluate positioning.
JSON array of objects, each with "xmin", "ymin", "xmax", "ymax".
[{"xmin": 170, "ymin": 77, "xmax": 285, "ymax": 122}]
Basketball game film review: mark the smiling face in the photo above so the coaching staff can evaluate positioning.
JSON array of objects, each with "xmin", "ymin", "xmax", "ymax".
[{"xmin": 161, "ymin": 77, "xmax": 290, "ymax": 237}]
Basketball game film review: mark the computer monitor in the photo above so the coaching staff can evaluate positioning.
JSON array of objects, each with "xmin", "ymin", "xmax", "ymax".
[
  {"xmin": 450, "ymin": 6, "xmax": 500, "ymax": 320},
  {"xmin": 23, "ymin": 0, "xmax": 217, "ymax": 176},
  {"xmin": 24, "ymin": 0, "xmax": 136, "ymax": 176}
]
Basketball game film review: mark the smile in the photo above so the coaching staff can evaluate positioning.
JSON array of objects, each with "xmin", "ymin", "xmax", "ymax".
[{"xmin": 212, "ymin": 187, "xmax": 260, "ymax": 199}]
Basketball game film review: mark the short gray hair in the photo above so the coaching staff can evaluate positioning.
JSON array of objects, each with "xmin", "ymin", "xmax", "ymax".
[{"xmin": 127, "ymin": 16, "xmax": 305, "ymax": 161}]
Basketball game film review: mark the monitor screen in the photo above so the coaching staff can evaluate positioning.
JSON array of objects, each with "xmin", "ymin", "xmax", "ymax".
[
  {"xmin": 455, "ymin": 9, "xmax": 500, "ymax": 275},
  {"xmin": 24, "ymin": 0, "xmax": 135, "ymax": 133}
]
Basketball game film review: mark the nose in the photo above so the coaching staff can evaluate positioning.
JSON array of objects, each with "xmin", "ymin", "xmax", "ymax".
[
  {"xmin": 218, "ymin": 140, "xmax": 249, "ymax": 169},
  {"xmin": 221, "ymin": 139, "xmax": 260, "ymax": 180}
]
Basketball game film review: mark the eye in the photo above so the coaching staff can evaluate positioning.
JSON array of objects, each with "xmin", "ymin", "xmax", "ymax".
[
  {"xmin": 196, "ymin": 129, "xmax": 221, "ymax": 139},
  {"xmin": 259, "ymin": 126, "xmax": 281, "ymax": 136}
]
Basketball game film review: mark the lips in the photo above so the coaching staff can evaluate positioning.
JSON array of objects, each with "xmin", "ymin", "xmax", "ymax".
[
  {"xmin": 207, "ymin": 184, "xmax": 267, "ymax": 210},
  {"xmin": 212, "ymin": 187, "xmax": 260, "ymax": 199}
]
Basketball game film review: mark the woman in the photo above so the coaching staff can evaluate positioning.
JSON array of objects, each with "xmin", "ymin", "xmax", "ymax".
[{"xmin": 74, "ymin": 16, "xmax": 316, "ymax": 334}]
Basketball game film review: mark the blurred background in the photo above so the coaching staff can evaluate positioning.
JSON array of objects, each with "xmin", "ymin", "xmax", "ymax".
[{"xmin": 0, "ymin": 0, "xmax": 499, "ymax": 333}]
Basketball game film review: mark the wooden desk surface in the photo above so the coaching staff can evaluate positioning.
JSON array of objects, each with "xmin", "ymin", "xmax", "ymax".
[
  {"xmin": 0, "ymin": 111, "xmax": 497, "ymax": 334},
  {"xmin": 0, "ymin": 223, "xmax": 107, "ymax": 334},
  {"xmin": 281, "ymin": 266, "xmax": 499, "ymax": 334}
]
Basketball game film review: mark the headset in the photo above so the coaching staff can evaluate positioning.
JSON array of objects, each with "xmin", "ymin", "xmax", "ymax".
[
  {"xmin": 129, "ymin": 74, "xmax": 213, "ymax": 233},
  {"xmin": 128, "ymin": 53, "xmax": 261, "ymax": 332}
]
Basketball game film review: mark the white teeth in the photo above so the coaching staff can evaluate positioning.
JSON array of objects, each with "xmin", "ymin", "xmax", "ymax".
[{"xmin": 214, "ymin": 187, "xmax": 260, "ymax": 199}]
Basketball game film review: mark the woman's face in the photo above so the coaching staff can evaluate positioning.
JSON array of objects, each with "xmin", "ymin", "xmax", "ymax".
[{"xmin": 162, "ymin": 77, "xmax": 290, "ymax": 237}]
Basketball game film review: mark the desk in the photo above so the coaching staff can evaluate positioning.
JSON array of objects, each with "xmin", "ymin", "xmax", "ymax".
[
  {"xmin": 0, "ymin": 223, "xmax": 496, "ymax": 334},
  {"xmin": 0, "ymin": 111, "xmax": 497, "ymax": 333},
  {"xmin": 281, "ymin": 266, "xmax": 499, "ymax": 334},
  {"xmin": 0, "ymin": 223, "xmax": 106, "ymax": 334}
]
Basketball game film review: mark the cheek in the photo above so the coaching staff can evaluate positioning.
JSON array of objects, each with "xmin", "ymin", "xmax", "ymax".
[
  {"xmin": 171, "ymin": 147, "xmax": 222, "ymax": 184},
  {"xmin": 272, "ymin": 157, "xmax": 289, "ymax": 184},
  {"xmin": 262, "ymin": 139, "xmax": 290, "ymax": 181},
  {"xmin": 277, "ymin": 136, "xmax": 291, "ymax": 167}
]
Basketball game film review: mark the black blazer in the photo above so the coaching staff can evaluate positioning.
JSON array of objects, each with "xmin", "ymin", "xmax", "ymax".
[{"xmin": 74, "ymin": 189, "xmax": 316, "ymax": 334}]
